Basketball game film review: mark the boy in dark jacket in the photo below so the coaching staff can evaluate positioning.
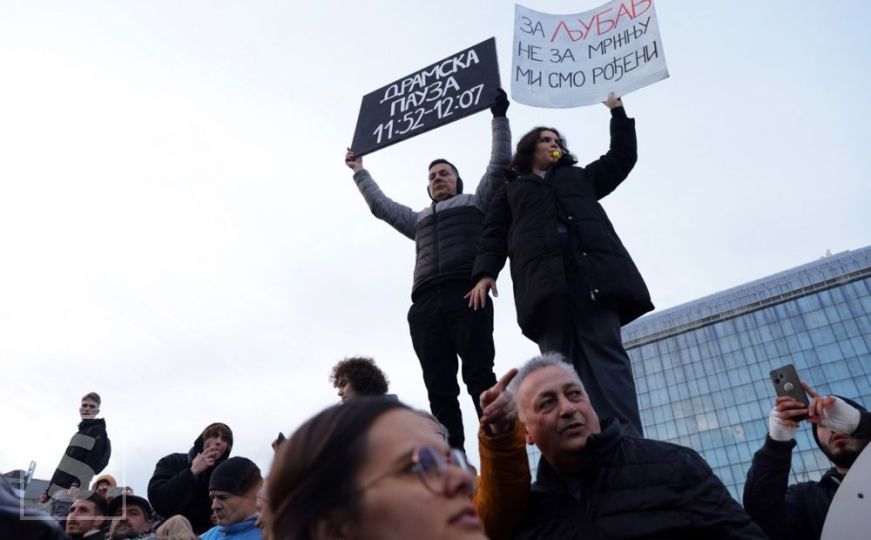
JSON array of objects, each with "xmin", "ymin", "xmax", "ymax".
[
  {"xmin": 147, "ymin": 422, "xmax": 233, "ymax": 534},
  {"xmin": 40, "ymin": 392, "xmax": 111, "ymax": 514},
  {"xmin": 744, "ymin": 383, "xmax": 870, "ymax": 540}
]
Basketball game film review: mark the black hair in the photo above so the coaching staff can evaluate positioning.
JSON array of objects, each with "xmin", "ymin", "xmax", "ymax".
[
  {"xmin": 509, "ymin": 127, "xmax": 575, "ymax": 174},
  {"xmin": 329, "ymin": 356, "xmax": 389, "ymax": 396},
  {"xmin": 427, "ymin": 158, "xmax": 463, "ymax": 199},
  {"xmin": 73, "ymin": 492, "xmax": 108, "ymax": 516}
]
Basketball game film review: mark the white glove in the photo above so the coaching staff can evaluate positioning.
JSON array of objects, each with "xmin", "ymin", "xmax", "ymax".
[
  {"xmin": 769, "ymin": 407, "xmax": 798, "ymax": 442},
  {"xmin": 819, "ymin": 397, "xmax": 861, "ymax": 435}
]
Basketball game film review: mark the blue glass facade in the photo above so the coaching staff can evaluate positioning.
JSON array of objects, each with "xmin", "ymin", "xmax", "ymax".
[{"xmin": 622, "ymin": 246, "xmax": 871, "ymax": 500}]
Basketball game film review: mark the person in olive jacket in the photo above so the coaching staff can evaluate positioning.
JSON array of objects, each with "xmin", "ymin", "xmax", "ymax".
[
  {"xmin": 468, "ymin": 93, "xmax": 652, "ymax": 437},
  {"xmin": 147, "ymin": 422, "xmax": 233, "ymax": 534}
]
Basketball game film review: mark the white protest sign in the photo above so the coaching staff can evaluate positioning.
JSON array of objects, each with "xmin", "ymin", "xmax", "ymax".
[{"xmin": 512, "ymin": 0, "xmax": 668, "ymax": 108}]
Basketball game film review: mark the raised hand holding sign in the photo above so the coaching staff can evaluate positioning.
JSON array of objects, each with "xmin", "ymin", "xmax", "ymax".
[{"xmin": 351, "ymin": 38, "xmax": 501, "ymax": 156}]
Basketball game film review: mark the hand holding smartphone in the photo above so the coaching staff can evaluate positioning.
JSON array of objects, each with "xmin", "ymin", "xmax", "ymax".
[{"xmin": 769, "ymin": 364, "xmax": 810, "ymax": 421}]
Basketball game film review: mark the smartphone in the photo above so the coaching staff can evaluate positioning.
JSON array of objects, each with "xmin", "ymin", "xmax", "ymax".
[{"xmin": 769, "ymin": 363, "xmax": 809, "ymax": 421}]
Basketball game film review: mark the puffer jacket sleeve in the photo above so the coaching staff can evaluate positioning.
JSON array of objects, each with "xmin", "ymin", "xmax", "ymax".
[
  {"xmin": 584, "ymin": 106, "xmax": 637, "ymax": 200},
  {"xmin": 352, "ymin": 169, "xmax": 418, "ymax": 239},
  {"xmin": 471, "ymin": 183, "xmax": 511, "ymax": 283},
  {"xmin": 471, "ymin": 117, "xmax": 512, "ymax": 211},
  {"xmin": 473, "ymin": 420, "xmax": 531, "ymax": 540},
  {"xmin": 678, "ymin": 448, "xmax": 768, "ymax": 539},
  {"xmin": 89, "ymin": 430, "xmax": 111, "ymax": 475}
]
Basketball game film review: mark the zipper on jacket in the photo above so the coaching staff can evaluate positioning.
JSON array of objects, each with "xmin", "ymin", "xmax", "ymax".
[
  {"xmin": 547, "ymin": 166, "xmax": 598, "ymax": 302},
  {"xmin": 431, "ymin": 202, "xmax": 440, "ymax": 275}
]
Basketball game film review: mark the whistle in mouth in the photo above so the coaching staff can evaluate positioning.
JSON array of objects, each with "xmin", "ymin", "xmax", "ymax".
[{"xmin": 551, "ymin": 150, "xmax": 561, "ymax": 159}]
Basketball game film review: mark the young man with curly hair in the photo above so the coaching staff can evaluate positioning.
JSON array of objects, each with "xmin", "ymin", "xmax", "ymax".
[{"xmin": 329, "ymin": 356, "xmax": 389, "ymax": 401}]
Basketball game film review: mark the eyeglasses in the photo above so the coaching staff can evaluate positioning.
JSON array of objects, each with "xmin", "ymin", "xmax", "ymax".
[{"xmin": 361, "ymin": 446, "xmax": 471, "ymax": 494}]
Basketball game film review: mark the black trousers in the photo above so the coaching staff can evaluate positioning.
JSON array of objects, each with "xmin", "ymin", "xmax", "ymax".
[
  {"xmin": 535, "ymin": 293, "xmax": 644, "ymax": 438},
  {"xmin": 408, "ymin": 280, "xmax": 497, "ymax": 452}
]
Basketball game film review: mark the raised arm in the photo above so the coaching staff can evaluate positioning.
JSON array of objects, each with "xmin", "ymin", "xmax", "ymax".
[
  {"xmin": 345, "ymin": 148, "xmax": 418, "ymax": 239},
  {"xmin": 743, "ymin": 395, "xmax": 808, "ymax": 538},
  {"xmin": 584, "ymin": 92, "xmax": 638, "ymax": 200},
  {"xmin": 472, "ymin": 89, "xmax": 513, "ymax": 211},
  {"xmin": 805, "ymin": 381, "xmax": 870, "ymax": 437},
  {"xmin": 474, "ymin": 369, "xmax": 531, "ymax": 540}
]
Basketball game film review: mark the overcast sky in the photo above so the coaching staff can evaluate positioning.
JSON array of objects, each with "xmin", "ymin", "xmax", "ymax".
[{"xmin": 2, "ymin": 0, "xmax": 870, "ymax": 494}]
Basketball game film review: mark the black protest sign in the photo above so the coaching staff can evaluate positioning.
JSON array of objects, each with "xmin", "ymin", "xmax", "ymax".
[{"xmin": 351, "ymin": 38, "xmax": 500, "ymax": 156}]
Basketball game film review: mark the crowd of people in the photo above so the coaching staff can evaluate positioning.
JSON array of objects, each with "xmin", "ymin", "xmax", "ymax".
[
  {"xmin": 4, "ymin": 353, "xmax": 869, "ymax": 540},
  {"xmin": 6, "ymin": 91, "xmax": 869, "ymax": 539}
]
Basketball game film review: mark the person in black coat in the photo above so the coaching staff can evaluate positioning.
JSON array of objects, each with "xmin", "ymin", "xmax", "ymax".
[
  {"xmin": 147, "ymin": 422, "xmax": 233, "ymax": 534},
  {"xmin": 497, "ymin": 354, "xmax": 766, "ymax": 539},
  {"xmin": 40, "ymin": 392, "xmax": 111, "ymax": 510},
  {"xmin": 743, "ymin": 383, "xmax": 870, "ymax": 540},
  {"xmin": 468, "ymin": 93, "xmax": 652, "ymax": 436}
]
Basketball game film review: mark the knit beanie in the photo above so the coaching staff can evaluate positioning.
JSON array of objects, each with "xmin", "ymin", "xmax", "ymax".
[{"xmin": 209, "ymin": 457, "xmax": 261, "ymax": 495}]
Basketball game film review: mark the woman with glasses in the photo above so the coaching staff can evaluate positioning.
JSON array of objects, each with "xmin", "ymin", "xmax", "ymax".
[{"xmin": 268, "ymin": 397, "xmax": 486, "ymax": 540}]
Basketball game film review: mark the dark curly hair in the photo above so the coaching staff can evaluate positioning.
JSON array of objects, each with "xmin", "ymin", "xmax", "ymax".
[
  {"xmin": 510, "ymin": 126, "xmax": 576, "ymax": 174},
  {"xmin": 329, "ymin": 356, "xmax": 389, "ymax": 396}
]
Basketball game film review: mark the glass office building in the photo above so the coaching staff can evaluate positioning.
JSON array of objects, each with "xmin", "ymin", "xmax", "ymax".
[{"xmin": 621, "ymin": 245, "xmax": 871, "ymax": 500}]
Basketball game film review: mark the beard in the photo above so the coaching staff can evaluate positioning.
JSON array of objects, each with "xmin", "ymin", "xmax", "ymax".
[{"xmin": 822, "ymin": 437, "xmax": 870, "ymax": 469}]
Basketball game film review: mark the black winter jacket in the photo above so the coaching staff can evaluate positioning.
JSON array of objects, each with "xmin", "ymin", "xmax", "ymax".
[
  {"xmin": 743, "ymin": 435, "xmax": 843, "ymax": 540},
  {"xmin": 514, "ymin": 420, "xmax": 766, "ymax": 539},
  {"xmin": 147, "ymin": 434, "xmax": 231, "ymax": 534},
  {"xmin": 47, "ymin": 418, "xmax": 111, "ymax": 494},
  {"xmin": 473, "ymin": 108, "xmax": 652, "ymax": 339}
]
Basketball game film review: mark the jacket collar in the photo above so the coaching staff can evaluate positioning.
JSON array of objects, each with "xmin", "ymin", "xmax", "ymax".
[
  {"xmin": 215, "ymin": 515, "xmax": 258, "ymax": 535},
  {"xmin": 535, "ymin": 418, "xmax": 625, "ymax": 490},
  {"xmin": 820, "ymin": 466, "xmax": 844, "ymax": 487},
  {"xmin": 77, "ymin": 417, "xmax": 105, "ymax": 431}
]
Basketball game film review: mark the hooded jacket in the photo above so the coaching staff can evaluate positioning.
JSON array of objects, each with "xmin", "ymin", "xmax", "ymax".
[
  {"xmin": 472, "ymin": 108, "xmax": 653, "ymax": 339},
  {"xmin": 513, "ymin": 420, "xmax": 766, "ymax": 540},
  {"xmin": 743, "ymin": 405, "xmax": 870, "ymax": 540},
  {"xmin": 47, "ymin": 417, "xmax": 111, "ymax": 495},
  {"xmin": 147, "ymin": 427, "xmax": 232, "ymax": 534}
]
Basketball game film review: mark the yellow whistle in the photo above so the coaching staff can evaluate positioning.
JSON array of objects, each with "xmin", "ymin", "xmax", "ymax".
[{"xmin": 551, "ymin": 150, "xmax": 561, "ymax": 159}]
